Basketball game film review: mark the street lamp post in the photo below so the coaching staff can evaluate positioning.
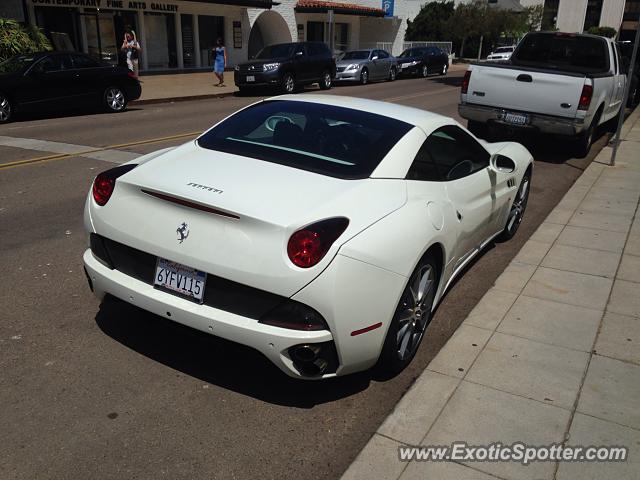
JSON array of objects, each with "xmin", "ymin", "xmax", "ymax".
[{"xmin": 610, "ymin": 12, "xmax": 640, "ymax": 167}]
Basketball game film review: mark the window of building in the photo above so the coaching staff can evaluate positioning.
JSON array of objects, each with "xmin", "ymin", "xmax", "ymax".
[
  {"xmin": 583, "ymin": 0, "xmax": 604, "ymax": 31},
  {"xmin": 145, "ymin": 12, "xmax": 177, "ymax": 69},
  {"xmin": 181, "ymin": 14, "xmax": 195, "ymax": 67},
  {"xmin": 198, "ymin": 15, "xmax": 224, "ymax": 67},
  {"xmin": 541, "ymin": 0, "xmax": 559, "ymax": 30}
]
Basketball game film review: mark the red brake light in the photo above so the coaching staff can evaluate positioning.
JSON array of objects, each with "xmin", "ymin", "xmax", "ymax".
[
  {"xmin": 127, "ymin": 71, "xmax": 137, "ymax": 79},
  {"xmin": 461, "ymin": 70, "xmax": 471, "ymax": 94},
  {"xmin": 92, "ymin": 164, "xmax": 137, "ymax": 206},
  {"xmin": 287, "ymin": 217, "xmax": 349, "ymax": 268},
  {"xmin": 578, "ymin": 84, "xmax": 593, "ymax": 110}
]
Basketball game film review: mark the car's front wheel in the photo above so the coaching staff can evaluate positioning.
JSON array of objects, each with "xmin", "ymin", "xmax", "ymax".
[
  {"xmin": 388, "ymin": 67, "xmax": 397, "ymax": 81},
  {"xmin": 441, "ymin": 63, "xmax": 448, "ymax": 75},
  {"xmin": 319, "ymin": 70, "xmax": 332, "ymax": 90},
  {"xmin": 0, "ymin": 93, "xmax": 13, "ymax": 123},
  {"xmin": 499, "ymin": 169, "xmax": 531, "ymax": 241},
  {"xmin": 281, "ymin": 73, "xmax": 296, "ymax": 94},
  {"xmin": 421, "ymin": 64, "xmax": 428, "ymax": 78},
  {"xmin": 104, "ymin": 86, "xmax": 127, "ymax": 113},
  {"xmin": 378, "ymin": 253, "xmax": 438, "ymax": 375},
  {"xmin": 360, "ymin": 68, "xmax": 369, "ymax": 85}
]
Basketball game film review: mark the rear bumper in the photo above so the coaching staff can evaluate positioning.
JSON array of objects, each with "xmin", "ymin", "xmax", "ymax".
[
  {"xmin": 83, "ymin": 244, "xmax": 406, "ymax": 379},
  {"xmin": 125, "ymin": 82, "xmax": 142, "ymax": 102},
  {"xmin": 458, "ymin": 102, "xmax": 585, "ymax": 136}
]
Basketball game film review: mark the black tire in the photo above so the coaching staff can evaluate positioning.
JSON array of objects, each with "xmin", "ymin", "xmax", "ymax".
[
  {"xmin": 499, "ymin": 169, "xmax": 531, "ymax": 241},
  {"xmin": 281, "ymin": 72, "xmax": 296, "ymax": 94},
  {"xmin": 359, "ymin": 68, "xmax": 369, "ymax": 85},
  {"xmin": 319, "ymin": 70, "xmax": 332, "ymax": 90},
  {"xmin": 387, "ymin": 67, "xmax": 397, "ymax": 82},
  {"xmin": 103, "ymin": 86, "xmax": 127, "ymax": 113},
  {"xmin": 0, "ymin": 93, "xmax": 13, "ymax": 123},
  {"xmin": 574, "ymin": 120, "xmax": 597, "ymax": 158},
  {"xmin": 421, "ymin": 64, "xmax": 428, "ymax": 78},
  {"xmin": 377, "ymin": 253, "xmax": 439, "ymax": 375}
]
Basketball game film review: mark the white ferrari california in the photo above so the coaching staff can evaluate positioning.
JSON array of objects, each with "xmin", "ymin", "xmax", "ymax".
[{"xmin": 83, "ymin": 95, "xmax": 533, "ymax": 379}]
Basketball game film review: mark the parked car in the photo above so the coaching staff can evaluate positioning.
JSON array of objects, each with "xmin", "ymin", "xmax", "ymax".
[
  {"xmin": 234, "ymin": 42, "xmax": 335, "ymax": 94},
  {"xmin": 83, "ymin": 95, "xmax": 533, "ymax": 379},
  {"xmin": 486, "ymin": 45, "xmax": 516, "ymax": 62},
  {"xmin": 335, "ymin": 49, "xmax": 397, "ymax": 84},
  {"xmin": 397, "ymin": 46, "xmax": 449, "ymax": 77},
  {"xmin": 0, "ymin": 51, "xmax": 141, "ymax": 123},
  {"xmin": 459, "ymin": 32, "xmax": 627, "ymax": 157}
]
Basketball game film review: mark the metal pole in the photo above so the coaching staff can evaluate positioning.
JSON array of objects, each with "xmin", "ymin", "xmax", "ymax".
[
  {"xmin": 611, "ymin": 13, "xmax": 640, "ymax": 166},
  {"xmin": 327, "ymin": 9, "xmax": 334, "ymax": 54},
  {"xmin": 96, "ymin": 9, "xmax": 102, "ymax": 62}
]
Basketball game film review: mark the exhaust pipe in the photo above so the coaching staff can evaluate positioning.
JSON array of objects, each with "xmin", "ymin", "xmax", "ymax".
[{"xmin": 291, "ymin": 344, "xmax": 321, "ymax": 363}]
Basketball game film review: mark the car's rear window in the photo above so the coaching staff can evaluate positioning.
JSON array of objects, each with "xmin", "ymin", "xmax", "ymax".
[
  {"xmin": 512, "ymin": 33, "xmax": 609, "ymax": 74},
  {"xmin": 197, "ymin": 100, "xmax": 413, "ymax": 179}
]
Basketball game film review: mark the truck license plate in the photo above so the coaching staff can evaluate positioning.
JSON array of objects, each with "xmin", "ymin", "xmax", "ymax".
[{"xmin": 502, "ymin": 112, "xmax": 528, "ymax": 125}]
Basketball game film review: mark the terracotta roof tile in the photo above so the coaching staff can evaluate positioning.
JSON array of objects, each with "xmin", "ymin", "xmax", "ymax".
[{"xmin": 296, "ymin": 0, "xmax": 386, "ymax": 16}]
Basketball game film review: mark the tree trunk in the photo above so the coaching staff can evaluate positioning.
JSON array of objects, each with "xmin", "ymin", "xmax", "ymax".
[
  {"xmin": 460, "ymin": 36, "xmax": 466, "ymax": 58},
  {"xmin": 477, "ymin": 35, "xmax": 484, "ymax": 61}
]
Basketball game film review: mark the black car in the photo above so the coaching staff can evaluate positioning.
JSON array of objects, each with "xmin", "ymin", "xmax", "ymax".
[
  {"xmin": 397, "ymin": 46, "xmax": 449, "ymax": 78},
  {"xmin": 234, "ymin": 42, "xmax": 336, "ymax": 94},
  {"xmin": 0, "ymin": 51, "xmax": 141, "ymax": 123}
]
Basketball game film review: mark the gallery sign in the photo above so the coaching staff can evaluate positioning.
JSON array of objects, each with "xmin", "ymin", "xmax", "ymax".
[{"xmin": 31, "ymin": 0, "xmax": 179, "ymax": 12}]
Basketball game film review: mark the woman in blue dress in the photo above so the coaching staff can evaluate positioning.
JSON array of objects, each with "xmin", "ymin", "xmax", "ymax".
[{"xmin": 213, "ymin": 38, "xmax": 227, "ymax": 87}]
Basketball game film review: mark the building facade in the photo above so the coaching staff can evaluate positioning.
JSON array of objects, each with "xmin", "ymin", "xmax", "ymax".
[{"xmin": 3, "ymin": 0, "xmax": 637, "ymax": 73}]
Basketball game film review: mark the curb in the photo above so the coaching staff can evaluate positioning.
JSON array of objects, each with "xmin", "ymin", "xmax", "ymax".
[{"xmin": 131, "ymin": 91, "xmax": 237, "ymax": 106}]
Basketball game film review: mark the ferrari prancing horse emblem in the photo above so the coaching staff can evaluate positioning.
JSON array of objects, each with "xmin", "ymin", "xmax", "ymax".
[{"xmin": 176, "ymin": 222, "xmax": 189, "ymax": 243}]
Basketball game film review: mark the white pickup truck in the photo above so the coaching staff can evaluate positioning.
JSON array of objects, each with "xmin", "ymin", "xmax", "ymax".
[{"xmin": 459, "ymin": 32, "xmax": 626, "ymax": 157}]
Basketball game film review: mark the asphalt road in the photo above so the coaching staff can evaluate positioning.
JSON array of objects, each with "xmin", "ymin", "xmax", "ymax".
[{"xmin": 0, "ymin": 72, "xmax": 609, "ymax": 480}]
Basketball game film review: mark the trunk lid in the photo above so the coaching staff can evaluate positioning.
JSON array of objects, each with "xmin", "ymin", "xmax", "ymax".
[
  {"xmin": 467, "ymin": 64, "xmax": 585, "ymax": 118},
  {"xmin": 90, "ymin": 142, "xmax": 406, "ymax": 297}
]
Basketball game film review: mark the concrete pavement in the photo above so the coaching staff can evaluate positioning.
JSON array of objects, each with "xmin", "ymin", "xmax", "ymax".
[
  {"xmin": 342, "ymin": 106, "xmax": 640, "ymax": 480},
  {"xmin": 134, "ymin": 63, "xmax": 469, "ymax": 103}
]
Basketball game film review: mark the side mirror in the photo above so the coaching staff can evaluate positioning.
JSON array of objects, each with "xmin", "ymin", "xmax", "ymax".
[
  {"xmin": 490, "ymin": 154, "xmax": 516, "ymax": 173},
  {"xmin": 371, "ymin": 56, "xmax": 379, "ymax": 61},
  {"xmin": 295, "ymin": 51, "xmax": 304, "ymax": 57}
]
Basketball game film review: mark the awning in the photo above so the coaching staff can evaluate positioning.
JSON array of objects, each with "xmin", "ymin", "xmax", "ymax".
[
  {"xmin": 295, "ymin": 0, "xmax": 386, "ymax": 17},
  {"xmin": 188, "ymin": 0, "xmax": 275, "ymax": 8}
]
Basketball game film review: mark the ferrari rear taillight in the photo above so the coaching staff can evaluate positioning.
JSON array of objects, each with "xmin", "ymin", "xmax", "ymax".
[
  {"xmin": 92, "ymin": 164, "xmax": 137, "ymax": 206},
  {"xmin": 287, "ymin": 217, "xmax": 349, "ymax": 268},
  {"xmin": 578, "ymin": 84, "xmax": 593, "ymax": 111},
  {"xmin": 461, "ymin": 70, "xmax": 471, "ymax": 94}
]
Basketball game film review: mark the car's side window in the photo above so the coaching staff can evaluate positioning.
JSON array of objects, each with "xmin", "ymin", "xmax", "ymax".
[
  {"xmin": 378, "ymin": 50, "xmax": 389, "ymax": 59},
  {"xmin": 33, "ymin": 55, "xmax": 72, "ymax": 73},
  {"xmin": 71, "ymin": 54, "xmax": 99, "ymax": 69},
  {"xmin": 295, "ymin": 44, "xmax": 306, "ymax": 56},
  {"xmin": 407, "ymin": 125, "xmax": 490, "ymax": 182}
]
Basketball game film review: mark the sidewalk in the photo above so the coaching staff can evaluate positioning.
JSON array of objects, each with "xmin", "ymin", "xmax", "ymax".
[
  {"xmin": 342, "ymin": 106, "xmax": 640, "ymax": 480},
  {"xmin": 132, "ymin": 63, "xmax": 470, "ymax": 104}
]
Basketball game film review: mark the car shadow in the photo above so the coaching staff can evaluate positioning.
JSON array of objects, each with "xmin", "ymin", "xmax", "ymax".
[{"xmin": 95, "ymin": 295, "xmax": 372, "ymax": 407}]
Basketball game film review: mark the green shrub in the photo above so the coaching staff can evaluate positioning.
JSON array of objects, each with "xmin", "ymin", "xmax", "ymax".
[
  {"xmin": 0, "ymin": 18, "xmax": 52, "ymax": 62},
  {"xmin": 587, "ymin": 26, "xmax": 617, "ymax": 38}
]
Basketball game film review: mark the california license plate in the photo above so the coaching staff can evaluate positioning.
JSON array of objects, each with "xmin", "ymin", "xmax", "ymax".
[
  {"xmin": 503, "ymin": 112, "xmax": 528, "ymax": 125},
  {"xmin": 154, "ymin": 258, "xmax": 206, "ymax": 303},
  {"xmin": 245, "ymin": 75, "xmax": 255, "ymax": 82}
]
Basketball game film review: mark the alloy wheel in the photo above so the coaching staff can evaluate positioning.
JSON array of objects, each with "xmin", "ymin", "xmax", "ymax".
[
  {"xmin": 421, "ymin": 65, "xmax": 428, "ymax": 77},
  {"xmin": 442, "ymin": 63, "xmax": 448, "ymax": 75},
  {"xmin": 322, "ymin": 71, "xmax": 332, "ymax": 89},
  {"xmin": 395, "ymin": 264, "xmax": 434, "ymax": 361},
  {"xmin": 0, "ymin": 95, "xmax": 12, "ymax": 122},
  {"xmin": 505, "ymin": 174, "xmax": 530, "ymax": 237},
  {"xmin": 283, "ymin": 74, "xmax": 295, "ymax": 93},
  {"xmin": 360, "ymin": 69, "xmax": 369, "ymax": 85},
  {"xmin": 105, "ymin": 87, "xmax": 125, "ymax": 112},
  {"xmin": 389, "ymin": 67, "xmax": 396, "ymax": 81}
]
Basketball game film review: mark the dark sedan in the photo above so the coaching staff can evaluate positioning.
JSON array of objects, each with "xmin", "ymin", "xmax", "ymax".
[
  {"xmin": 0, "ymin": 51, "xmax": 141, "ymax": 123},
  {"xmin": 397, "ymin": 46, "xmax": 449, "ymax": 78}
]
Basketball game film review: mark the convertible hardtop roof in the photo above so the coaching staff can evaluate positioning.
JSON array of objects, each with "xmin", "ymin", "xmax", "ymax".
[{"xmin": 268, "ymin": 94, "xmax": 451, "ymax": 133}]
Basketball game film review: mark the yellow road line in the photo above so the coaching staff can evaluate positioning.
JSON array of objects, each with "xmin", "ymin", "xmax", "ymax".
[{"xmin": 0, "ymin": 131, "xmax": 200, "ymax": 170}]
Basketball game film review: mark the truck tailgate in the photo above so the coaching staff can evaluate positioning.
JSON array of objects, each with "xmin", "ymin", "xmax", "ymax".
[{"xmin": 467, "ymin": 64, "xmax": 585, "ymax": 119}]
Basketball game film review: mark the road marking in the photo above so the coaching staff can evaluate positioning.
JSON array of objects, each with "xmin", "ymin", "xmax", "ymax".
[{"xmin": 0, "ymin": 131, "xmax": 200, "ymax": 170}]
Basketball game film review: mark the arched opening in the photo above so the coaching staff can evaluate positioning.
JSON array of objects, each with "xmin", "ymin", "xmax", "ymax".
[{"xmin": 248, "ymin": 11, "xmax": 292, "ymax": 58}]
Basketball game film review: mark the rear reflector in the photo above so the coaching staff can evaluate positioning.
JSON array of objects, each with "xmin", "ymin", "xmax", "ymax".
[
  {"xmin": 578, "ymin": 84, "xmax": 593, "ymax": 111},
  {"xmin": 461, "ymin": 70, "xmax": 471, "ymax": 94},
  {"xmin": 141, "ymin": 189, "xmax": 240, "ymax": 219}
]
